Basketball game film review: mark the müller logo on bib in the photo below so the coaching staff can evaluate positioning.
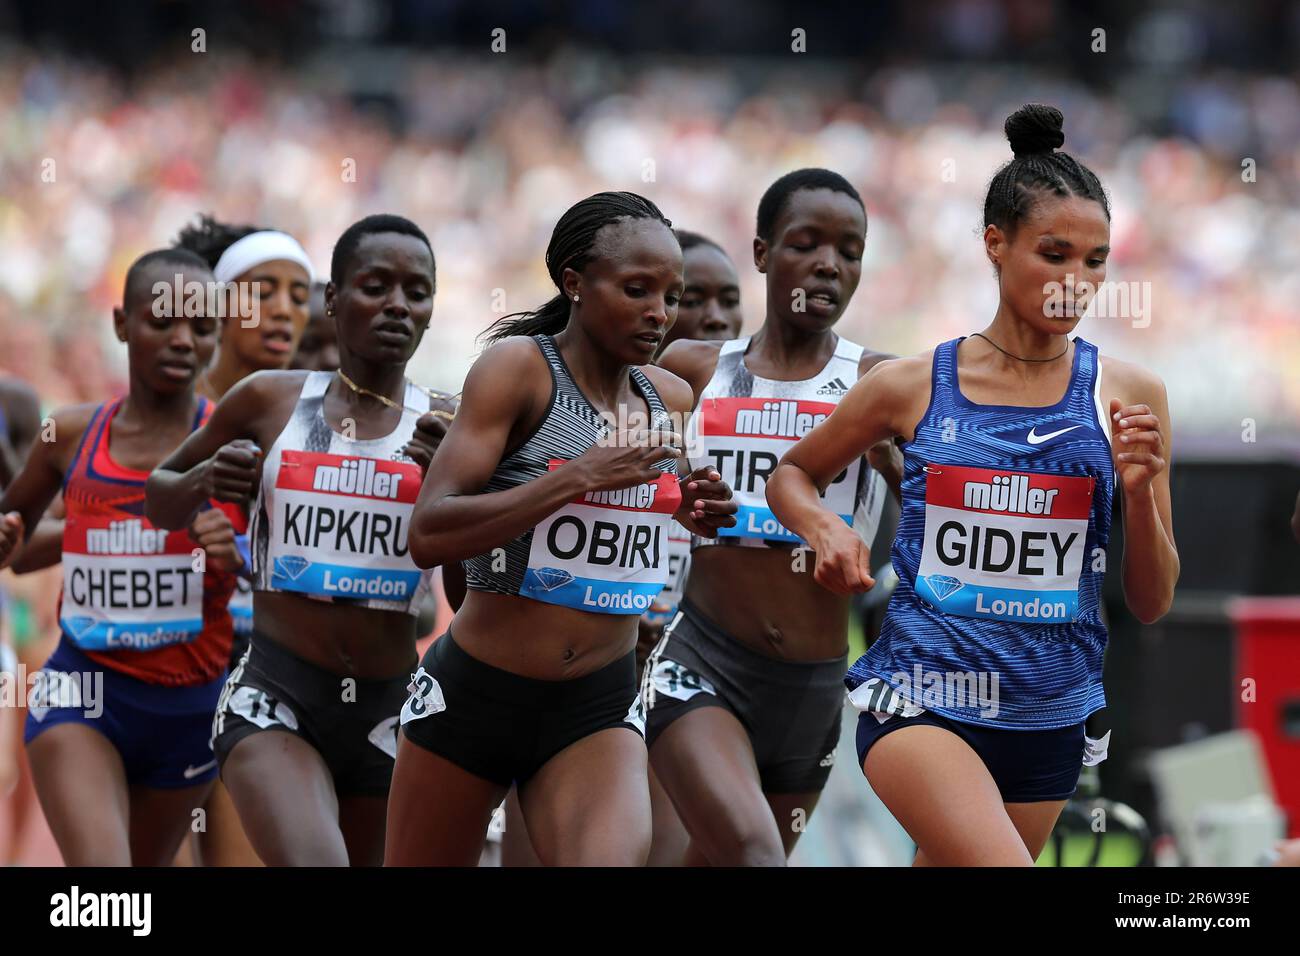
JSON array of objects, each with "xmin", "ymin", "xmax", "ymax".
[
  {"xmin": 521, "ymin": 459, "xmax": 682, "ymax": 614},
  {"xmin": 916, "ymin": 463, "xmax": 1094, "ymax": 624},
  {"xmin": 268, "ymin": 450, "xmax": 423, "ymax": 600},
  {"xmin": 696, "ymin": 396, "xmax": 856, "ymax": 542}
]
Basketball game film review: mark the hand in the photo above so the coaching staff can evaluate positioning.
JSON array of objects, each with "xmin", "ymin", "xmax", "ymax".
[
  {"xmin": 207, "ymin": 440, "xmax": 262, "ymax": 504},
  {"xmin": 403, "ymin": 398, "xmax": 458, "ymax": 473},
  {"xmin": 1109, "ymin": 399, "xmax": 1166, "ymax": 496},
  {"xmin": 809, "ymin": 520, "xmax": 875, "ymax": 595},
  {"xmin": 0, "ymin": 511, "xmax": 24, "ymax": 570},
  {"xmin": 189, "ymin": 508, "xmax": 241, "ymax": 573},
  {"xmin": 674, "ymin": 466, "xmax": 737, "ymax": 538},
  {"xmin": 571, "ymin": 430, "xmax": 683, "ymax": 492}
]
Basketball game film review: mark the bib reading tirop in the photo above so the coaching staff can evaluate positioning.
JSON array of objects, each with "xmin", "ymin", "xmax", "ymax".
[
  {"xmin": 690, "ymin": 335, "xmax": 885, "ymax": 548},
  {"xmin": 60, "ymin": 517, "xmax": 205, "ymax": 651},
  {"xmin": 266, "ymin": 449, "xmax": 423, "ymax": 601},
  {"xmin": 916, "ymin": 463, "xmax": 1094, "ymax": 623},
  {"xmin": 694, "ymin": 396, "xmax": 862, "ymax": 542},
  {"xmin": 521, "ymin": 460, "xmax": 682, "ymax": 614}
]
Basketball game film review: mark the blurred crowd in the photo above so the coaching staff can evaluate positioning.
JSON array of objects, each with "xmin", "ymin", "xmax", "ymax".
[{"xmin": 0, "ymin": 43, "xmax": 1297, "ymax": 440}]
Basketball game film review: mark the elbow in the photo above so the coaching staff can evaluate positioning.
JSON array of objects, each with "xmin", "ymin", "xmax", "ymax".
[
  {"xmin": 1129, "ymin": 582, "xmax": 1177, "ymax": 625},
  {"xmin": 143, "ymin": 472, "xmax": 184, "ymax": 530},
  {"xmin": 1132, "ymin": 603, "xmax": 1170, "ymax": 626},
  {"xmin": 142, "ymin": 476, "xmax": 170, "ymax": 529},
  {"xmin": 408, "ymin": 530, "xmax": 442, "ymax": 571}
]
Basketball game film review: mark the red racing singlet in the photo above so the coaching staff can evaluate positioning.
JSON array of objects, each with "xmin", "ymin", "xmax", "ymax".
[{"xmin": 58, "ymin": 398, "xmax": 243, "ymax": 686}]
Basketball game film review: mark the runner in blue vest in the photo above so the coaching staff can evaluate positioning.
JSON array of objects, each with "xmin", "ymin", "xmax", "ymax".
[{"xmin": 767, "ymin": 105, "xmax": 1180, "ymax": 865}]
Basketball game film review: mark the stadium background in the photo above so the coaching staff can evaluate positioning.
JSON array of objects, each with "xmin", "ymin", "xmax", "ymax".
[{"xmin": 0, "ymin": 0, "xmax": 1297, "ymax": 865}]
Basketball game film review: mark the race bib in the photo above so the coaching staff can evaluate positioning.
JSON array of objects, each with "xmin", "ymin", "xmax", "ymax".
[
  {"xmin": 60, "ymin": 517, "xmax": 204, "ymax": 651},
  {"xmin": 522, "ymin": 460, "xmax": 681, "ymax": 614},
  {"xmin": 916, "ymin": 463, "xmax": 1093, "ymax": 623},
  {"xmin": 694, "ymin": 397, "xmax": 860, "ymax": 543},
  {"xmin": 267, "ymin": 450, "xmax": 423, "ymax": 602}
]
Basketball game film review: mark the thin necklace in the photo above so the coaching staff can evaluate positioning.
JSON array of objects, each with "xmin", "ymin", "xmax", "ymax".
[
  {"xmin": 970, "ymin": 332, "xmax": 1069, "ymax": 363},
  {"xmin": 336, "ymin": 368, "xmax": 456, "ymax": 420}
]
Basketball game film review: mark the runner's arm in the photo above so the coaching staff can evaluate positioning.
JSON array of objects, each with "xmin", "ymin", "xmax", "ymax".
[{"xmin": 145, "ymin": 376, "xmax": 269, "ymax": 530}]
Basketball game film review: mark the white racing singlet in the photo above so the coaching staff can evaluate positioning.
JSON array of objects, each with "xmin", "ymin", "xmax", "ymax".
[
  {"xmin": 688, "ymin": 334, "xmax": 886, "ymax": 548},
  {"xmin": 250, "ymin": 371, "xmax": 432, "ymax": 614}
]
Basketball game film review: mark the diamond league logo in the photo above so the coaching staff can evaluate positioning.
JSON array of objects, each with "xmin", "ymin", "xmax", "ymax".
[
  {"xmin": 274, "ymin": 555, "xmax": 311, "ymax": 581},
  {"xmin": 924, "ymin": 574, "xmax": 964, "ymax": 601},
  {"xmin": 528, "ymin": 567, "xmax": 574, "ymax": 592}
]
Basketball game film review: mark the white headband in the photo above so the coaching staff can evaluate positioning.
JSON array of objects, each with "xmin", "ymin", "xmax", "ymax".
[{"xmin": 213, "ymin": 230, "xmax": 314, "ymax": 283}]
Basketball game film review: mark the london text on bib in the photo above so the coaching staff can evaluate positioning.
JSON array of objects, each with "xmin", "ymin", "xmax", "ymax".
[
  {"xmin": 268, "ymin": 450, "xmax": 423, "ymax": 601},
  {"xmin": 916, "ymin": 463, "xmax": 1094, "ymax": 623},
  {"xmin": 61, "ymin": 516, "xmax": 203, "ymax": 651},
  {"xmin": 696, "ymin": 397, "xmax": 859, "ymax": 542},
  {"xmin": 522, "ymin": 460, "xmax": 682, "ymax": 614}
]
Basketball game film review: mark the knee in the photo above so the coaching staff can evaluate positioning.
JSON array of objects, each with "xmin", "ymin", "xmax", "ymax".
[{"xmin": 700, "ymin": 824, "xmax": 786, "ymax": 867}]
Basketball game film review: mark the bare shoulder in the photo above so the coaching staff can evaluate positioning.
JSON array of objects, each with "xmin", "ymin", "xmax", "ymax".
[
  {"xmin": 861, "ymin": 350, "xmax": 934, "ymax": 390},
  {"xmin": 639, "ymin": 363, "xmax": 695, "ymax": 416},
  {"xmin": 1098, "ymin": 353, "xmax": 1168, "ymax": 410},
  {"xmin": 228, "ymin": 368, "xmax": 312, "ymax": 406},
  {"xmin": 467, "ymin": 336, "xmax": 550, "ymax": 385},
  {"xmin": 655, "ymin": 338, "xmax": 724, "ymax": 399},
  {"xmin": 856, "ymin": 346, "xmax": 897, "ymax": 377},
  {"xmin": 44, "ymin": 401, "xmax": 103, "ymax": 471}
]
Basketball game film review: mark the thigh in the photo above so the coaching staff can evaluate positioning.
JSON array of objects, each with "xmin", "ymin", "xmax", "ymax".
[
  {"xmin": 500, "ymin": 786, "xmax": 542, "ymax": 867},
  {"xmin": 1005, "ymin": 800, "xmax": 1069, "ymax": 861},
  {"xmin": 646, "ymin": 764, "xmax": 689, "ymax": 867},
  {"xmin": 128, "ymin": 781, "xmax": 215, "ymax": 866},
  {"xmin": 864, "ymin": 725, "xmax": 1033, "ymax": 867},
  {"xmin": 649, "ymin": 706, "xmax": 784, "ymax": 867},
  {"xmin": 27, "ymin": 722, "xmax": 132, "ymax": 866},
  {"xmin": 195, "ymin": 780, "xmax": 263, "ymax": 866},
  {"xmin": 520, "ymin": 727, "xmax": 650, "ymax": 867},
  {"xmin": 764, "ymin": 790, "xmax": 823, "ymax": 857},
  {"xmin": 384, "ymin": 735, "xmax": 507, "ymax": 866},
  {"xmin": 221, "ymin": 730, "xmax": 348, "ymax": 866},
  {"xmin": 338, "ymin": 794, "xmax": 388, "ymax": 867}
]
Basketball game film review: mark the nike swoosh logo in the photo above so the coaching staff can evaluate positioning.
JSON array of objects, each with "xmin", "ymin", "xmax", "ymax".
[
  {"xmin": 182, "ymin": 760, "xmax": 218, "ymax": 779},
  {"xmin": 1026, "ymin": 424, "xmax": 1083, "ymax": 445}
]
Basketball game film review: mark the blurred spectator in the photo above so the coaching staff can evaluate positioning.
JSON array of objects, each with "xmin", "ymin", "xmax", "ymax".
[{"xmin": 0, "ymin": 44, "xmax": 1296, "ymax": 440}]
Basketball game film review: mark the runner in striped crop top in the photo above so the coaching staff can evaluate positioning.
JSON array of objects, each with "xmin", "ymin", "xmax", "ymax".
[{"xmin": 386, "ymin": 191, "xmax": 737, "ymax": 866}]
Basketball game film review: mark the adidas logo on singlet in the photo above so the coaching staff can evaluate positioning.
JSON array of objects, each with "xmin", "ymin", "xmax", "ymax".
[{"xmin": 816, "ymin": 377, "xmax": 851, "ymax": 396}]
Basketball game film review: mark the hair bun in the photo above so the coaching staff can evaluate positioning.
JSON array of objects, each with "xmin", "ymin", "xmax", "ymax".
[{"xmin": 1005, "ymin": 104, "xmax": 1065, "ymax": 158}]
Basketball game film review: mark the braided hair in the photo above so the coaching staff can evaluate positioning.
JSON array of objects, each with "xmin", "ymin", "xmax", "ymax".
[
  {"xmin": 484, "ymin": 191, "xmax": 675, "ymax": 344},
  {"xmin": 173, "ymin": 214, "xmax": 264, "ymax": 269},
  {"xmin": 983, "ymin": 104, "xmax": 1110, "ymax": 236}
]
